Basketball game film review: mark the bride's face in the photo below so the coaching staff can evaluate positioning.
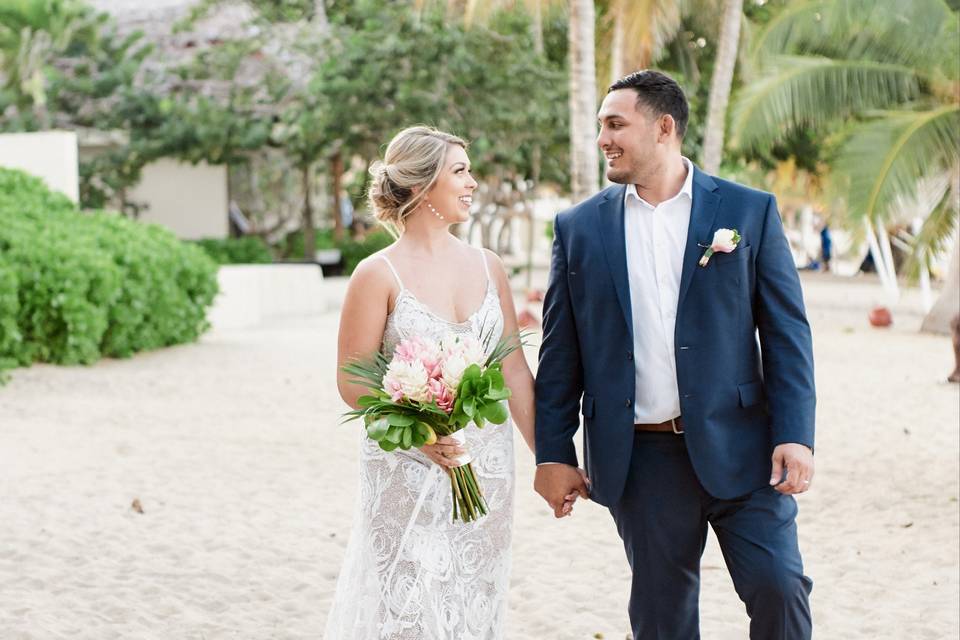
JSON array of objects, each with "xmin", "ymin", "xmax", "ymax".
[{"xmin": 425, "ymin": 144, "xmax": 477, "ymax": 223}]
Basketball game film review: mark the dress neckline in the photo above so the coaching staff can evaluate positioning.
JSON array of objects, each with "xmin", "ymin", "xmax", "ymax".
[{"xmin": 390, "ymin": 282, "xmax": 495, "ymax": 326}]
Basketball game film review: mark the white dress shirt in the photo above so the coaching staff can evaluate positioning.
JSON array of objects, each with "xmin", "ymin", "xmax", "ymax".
[{"xmin": 624, "ymin": 157, "xmax": 694, "ymax": 424}]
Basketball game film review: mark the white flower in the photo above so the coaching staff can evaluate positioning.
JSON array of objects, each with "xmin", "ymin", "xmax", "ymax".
[
  {"xmin": 382, "ymin": 358, "xmax": 430, "ymax": 402},
  {"xmin": 459, "ymin": 336, "xmax": 487, "ymax": 367},
  {"xmin": 440, "ymin": 353, "xmax": 470, "ymax": 391},
  {"xmin": 699, "ymin": 228, "xmax": 741, "ymax": 266},
  {"xmin": 711, "ymin": 228, "xmax": 739, "ymax": 252}
]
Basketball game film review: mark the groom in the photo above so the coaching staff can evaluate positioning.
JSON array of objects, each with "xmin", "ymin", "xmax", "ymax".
[{"xmin": 534, "ymin": 70, "xmax": 815, "ymax": 639}]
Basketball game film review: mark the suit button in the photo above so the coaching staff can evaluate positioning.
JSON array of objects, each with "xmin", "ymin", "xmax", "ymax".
[
  {"xmin": 682, "ymin": 393, "xmax": 692, "ymax": 399},
  {"xmin": 627, "ymin": 351, "xmax": 633, "ymax": 361},
  {"xmin": 625, "ymin": 399, "xmax": 632, "ymax": 407}
]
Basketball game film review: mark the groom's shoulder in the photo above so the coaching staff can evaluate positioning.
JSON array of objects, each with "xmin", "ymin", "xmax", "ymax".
[
  {"xmin": 556, "ymin": 185, "xmax": 622, "ymax": 225},
  {"xmin": 705, "ymin": 172, "xmax": 774, "ymax": 207}
]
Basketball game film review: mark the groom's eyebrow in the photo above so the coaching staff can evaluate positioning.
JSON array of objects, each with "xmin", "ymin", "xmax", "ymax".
[{"xmin": 598, "ymin": 111, "xmax": 625, "ymax": 123}]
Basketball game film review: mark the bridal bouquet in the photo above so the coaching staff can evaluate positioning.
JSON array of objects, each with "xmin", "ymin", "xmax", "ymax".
[{"xmin": 342, "ymin": 332, "xmax": 522, "ymax": 523}]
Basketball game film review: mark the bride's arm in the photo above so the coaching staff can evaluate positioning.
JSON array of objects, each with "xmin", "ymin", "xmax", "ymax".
[
  {"xmin": 484, "ymin": 250, "xmax": 536, "ymax": 455},
  {"xmin": 336, "ymin": 257, "xmax": 392, "ymax": 410}
]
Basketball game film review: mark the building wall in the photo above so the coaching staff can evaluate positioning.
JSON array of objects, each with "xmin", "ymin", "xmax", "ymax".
[
  {"xmin": 0, "ymin": 131, "xmax": 80, "ymax": 202},
  {"xmin": 131, "ymin": 159, "xmax": 228, "ymax": 240}
]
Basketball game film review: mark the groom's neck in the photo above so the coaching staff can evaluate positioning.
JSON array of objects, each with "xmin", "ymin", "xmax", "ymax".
[{"xmin": 633, "ymin": 153, "xmax": 687, "ymax": 207}]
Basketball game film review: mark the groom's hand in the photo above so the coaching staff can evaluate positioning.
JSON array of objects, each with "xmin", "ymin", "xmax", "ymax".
[
  {"xmin": 535, "ymin": 464, "xmax": 589, "ymax": 518},
  {"xmin": 770, "ymin": 443, "xmax": 814, "ymax": 494}
]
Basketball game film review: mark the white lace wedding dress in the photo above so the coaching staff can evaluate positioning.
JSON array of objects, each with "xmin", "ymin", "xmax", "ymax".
[{"xmin": 324, "ymin": 253, "xmax": 515, "ymax": 640}]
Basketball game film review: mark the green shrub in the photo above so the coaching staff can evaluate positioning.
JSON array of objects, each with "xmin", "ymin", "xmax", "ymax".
[
  {"xmin": 0, "ymin": 168, "xmax": 219, "ymax": 377},
  {"xmin": 194, "ymin": 236, "xmax": 273, "ymax": 264}
]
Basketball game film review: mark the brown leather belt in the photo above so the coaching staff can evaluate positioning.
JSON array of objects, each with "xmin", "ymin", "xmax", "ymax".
[{"xmin": 634, "ymin": 416, "xmax": 684, "ymax": 434}]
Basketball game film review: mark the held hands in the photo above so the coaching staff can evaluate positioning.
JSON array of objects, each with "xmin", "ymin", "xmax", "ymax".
[
  {"xmin": 770, "ymin": 443, "xmax": 814, "ymax": 495},
  {"xmin": 535, "ymin": 464, "xmax": 591, "ymax": 518}
]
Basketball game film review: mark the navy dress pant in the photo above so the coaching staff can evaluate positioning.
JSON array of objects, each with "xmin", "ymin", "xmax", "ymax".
[{"xmin": 608, "ymin": 432, "xmax": 813, "ymax": 639}]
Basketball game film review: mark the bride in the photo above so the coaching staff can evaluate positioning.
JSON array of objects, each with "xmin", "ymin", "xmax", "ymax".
[{"xmin": 326, "ymin": 126, "xmax": 575, "ymax": 639}]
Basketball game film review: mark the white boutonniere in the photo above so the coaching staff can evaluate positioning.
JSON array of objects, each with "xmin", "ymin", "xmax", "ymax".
[{"xmin": 699, "ymin": 228, "xmax": 741, "ymax": 267}]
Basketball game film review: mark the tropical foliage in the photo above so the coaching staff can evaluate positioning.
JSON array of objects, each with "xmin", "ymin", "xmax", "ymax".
[{"xmin": 731, "ymin": 0, "xmax": 960, "ymax": 268}]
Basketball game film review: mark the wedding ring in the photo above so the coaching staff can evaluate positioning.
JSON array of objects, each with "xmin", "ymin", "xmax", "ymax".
[{"xmin": 802, "ymin": 480, "xmax": 810, "ymax": 484}]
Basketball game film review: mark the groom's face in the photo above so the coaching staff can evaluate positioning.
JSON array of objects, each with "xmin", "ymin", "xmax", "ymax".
[{"xmin": 597, "ymin": 89, "xmax": 668, "ymax": 185}]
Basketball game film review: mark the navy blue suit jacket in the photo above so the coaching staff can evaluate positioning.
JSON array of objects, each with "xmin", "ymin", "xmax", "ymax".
[{"xmin": 534, "ymin": 167, "xmax": 816, "ymax": 506}]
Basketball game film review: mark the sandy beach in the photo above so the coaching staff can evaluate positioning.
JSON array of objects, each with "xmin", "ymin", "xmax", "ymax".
[{"xmin": 0, "ymin": 272, "xmax": 957, "ymax": 639}]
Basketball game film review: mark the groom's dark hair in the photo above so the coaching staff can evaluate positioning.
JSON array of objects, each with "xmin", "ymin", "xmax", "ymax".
[{"xmin": 608, "ymin": 70, "xmax": 689, "ymax": 139}]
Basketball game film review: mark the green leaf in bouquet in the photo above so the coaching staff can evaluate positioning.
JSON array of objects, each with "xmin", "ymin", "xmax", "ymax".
[
  {"xmin": 463, "ymin": 364, "xmax": 482, "ymax": 382},
  {"xmin": 479, "ymin": 401, "xmax": 508, "ymax": 424},
  {"xmin": 385, "ymin": 425, "xmax": 403, "ymax": 444},
  {"xmin": 415, "ymin": 421, "xmax": 437, "ymax": 445},
  {"xmin": 401, "ymin": 428, "xmax": 412, "ymax": 449},
  {"xmin": 388, "ymin": 413, "xmax": 415, "ymax": 427},
  {"xmin": 380, "ymin": 439, "xmax": 399, "ymax": 452},
  {"xmin": 485, "ymin": 387, "xmax": 511, "ymax": 401},
  {"xmin": 366, "ymin": 417, "xmax": 390, "ymax": 440},
  {"xmin": 485, "ymin": 368, "xmax": 505, "ymax": 389},
  {"xmin": 483, "ymin": 330, "xmax": 533, "ymax": 367},
  {"xmin": 463, "ymin": 397, "xmax": 476, "ymax": 418},
  {"xmin": 341, "ymin": 352, "xmax": 390, "ymax": 391},
  {"xmin": 358, "ymin": 394, "xmax": 381, "ymax": 408}
]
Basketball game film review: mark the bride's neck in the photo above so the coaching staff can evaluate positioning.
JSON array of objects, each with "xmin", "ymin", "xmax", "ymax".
[{"xmin": 398, "ymin": 219, "xmax": 458, "ymax": 257}]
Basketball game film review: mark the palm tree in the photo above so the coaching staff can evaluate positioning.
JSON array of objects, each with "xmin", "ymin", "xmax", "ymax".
[
  {"xmin": 605, "ymin": 0, "xmax": 685, "ymax": 84},
  {"xmin": 568, "ymin": 0, "xmax": 599, "ymax": 201},
  {"xmin": 730, "ymin": 0, "xmax": 960, "ymax": 332},
  {"xmin": 700, "ymin": 0, "xmax": 743, "ymax": 174}
]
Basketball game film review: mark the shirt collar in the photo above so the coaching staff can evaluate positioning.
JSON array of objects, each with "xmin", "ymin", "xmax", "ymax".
[{"xmin": 625, "ymin": 156, "xmax": 694, "ymax": 208}]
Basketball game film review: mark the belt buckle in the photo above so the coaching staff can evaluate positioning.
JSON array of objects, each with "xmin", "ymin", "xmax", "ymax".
[{"xmin": 671, "ymin": 417, "xmax": 684, "ymax": 434}]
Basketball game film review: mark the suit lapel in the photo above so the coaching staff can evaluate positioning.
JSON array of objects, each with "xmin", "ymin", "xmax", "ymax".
[
  {"xmin": 677, "ymin": 168, "xmax": 721, "ymax": 312},
  {"xmin": 596, "ymin": 185, "xmax": 633, "ymax": 340}
]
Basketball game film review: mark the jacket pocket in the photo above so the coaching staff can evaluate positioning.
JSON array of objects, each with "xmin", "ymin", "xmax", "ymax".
[
  {"xmin": 581, "ymin": 394, "xmax": 595, "ymax": 418},
  {"xmin": 714, "ymin": 244, "xmax": 751, "ymax": 267},
  {"xmin": 737, "ymin": 380, "xmax": 764, "ymax": 408}
]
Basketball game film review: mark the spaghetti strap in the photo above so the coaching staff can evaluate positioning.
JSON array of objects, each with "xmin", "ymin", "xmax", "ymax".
[
  {"xmin": 379, "ymin": 255, "xmax": 404, "ymax": 290},
  {"xmin": 478, "ymin": 248, "xmax": 492, "ymax": 288}
]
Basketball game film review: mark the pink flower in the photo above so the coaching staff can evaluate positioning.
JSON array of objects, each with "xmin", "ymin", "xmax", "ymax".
[
  {"xmin": 428, "ymin": 378, "xmax": 455, "ymax": 414},
  {"xmin": 382, "ymin": 359, "xmax": 430, "ymax": 403},
  {"xmin": 394, "ymin": 337, "xmax": 443, "ymax": 378}
]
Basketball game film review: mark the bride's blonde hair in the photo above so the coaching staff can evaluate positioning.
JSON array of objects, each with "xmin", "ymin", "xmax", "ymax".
[{"xmin": 368, "ymin": 126, "xmax": 467, "ymax": 232}]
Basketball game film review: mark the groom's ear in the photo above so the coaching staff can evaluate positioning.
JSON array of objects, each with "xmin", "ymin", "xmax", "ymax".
[{"xmin": 657, "ymin": 114, "xmax": 678, "ymax": 142}]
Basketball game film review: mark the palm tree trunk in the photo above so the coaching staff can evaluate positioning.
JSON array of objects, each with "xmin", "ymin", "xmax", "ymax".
[
  {"xmin": 313, "ymin": 0, "xmax": 328, "ymax": 29},
  {"xmin": 609, "ymin": 6, "xmax": 625, "ymax": 85},
  {"xmin": 330, "ymin": 151, "xmax": 345, "ymax": 241},
  {"xmin": 568, "ymin": 0, "xmax": 599, "ymax": 202},
  {"xmin": 302, "ymin": 164, "xmax": 316, "ymax": 262},
  {"xmin": 701, "ymin": 0, "xmax": 743, "ymax": 175},
  {"xmin": 530, "ymin": 0, "xmax": 544, "ymax": 56}
]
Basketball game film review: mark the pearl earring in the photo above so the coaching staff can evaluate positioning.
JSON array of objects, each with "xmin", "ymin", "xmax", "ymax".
[{"xmin": 426, "ymin": 201, "xmax": 445, "ymax": 221}]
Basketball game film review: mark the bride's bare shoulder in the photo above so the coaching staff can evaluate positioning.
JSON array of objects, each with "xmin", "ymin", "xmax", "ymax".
[{"xmin": 350, "ymin": 249, "xmax": 396, "ymax": 287}]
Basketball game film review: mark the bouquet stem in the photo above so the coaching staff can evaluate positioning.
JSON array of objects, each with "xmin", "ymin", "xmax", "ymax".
[{"xmin": 448, "ymin": 463, "xmax": 487, "ymax": 523}]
